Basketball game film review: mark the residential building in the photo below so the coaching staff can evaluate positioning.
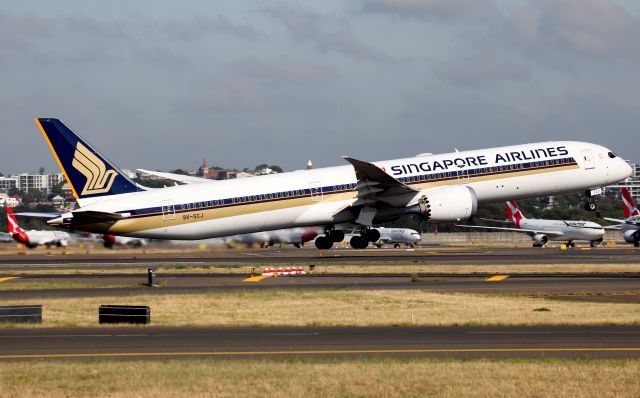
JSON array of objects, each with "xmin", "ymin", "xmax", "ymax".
[
  {"xmin": 0, "ymin": 177, "xmax": 18, "ymax": 193},
  {"xmin": 13, "ymin": 173, "xmax": 64, "ymax": 194},
  {"xmin": 0, "ymin": 193, "xmax": 21, "ymax": 207}
]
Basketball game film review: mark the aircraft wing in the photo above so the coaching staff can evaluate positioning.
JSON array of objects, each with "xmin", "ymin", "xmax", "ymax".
[
  {"xmin": 456, "ymin": 224, "xmax": 565, "ymax": 238},
  {"xmin": 604, "ymin": 217, "xmax": 640, "ymax": 226},
  {"xmin": 137, "ymin": 169, "xmax": 211, "ymax": 185},
  {"xmin": 343, "ymin": 156, "xmax": 417, "ymax": 206}
]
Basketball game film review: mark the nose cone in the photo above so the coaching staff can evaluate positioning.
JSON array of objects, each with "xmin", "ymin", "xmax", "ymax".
[{"xmin": 618, "ymin": 159, "xmax": 634, "ymax": 181}]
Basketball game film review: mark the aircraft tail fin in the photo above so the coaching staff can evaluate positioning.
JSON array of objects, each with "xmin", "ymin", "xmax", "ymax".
[
  {"xmin": 6, "ymin": 207, "xmax": 23, "ymax": 235},
  {"xmin": 505, "ymin": 200, "xmax": 525, "ymax": 227},
  {"xmin": 35, "ymin": 118, "xmax": 144, "ymax": 204},
  {"xmin": 621, "ymin": 188, "xmax": 639, "ymax": 218}
]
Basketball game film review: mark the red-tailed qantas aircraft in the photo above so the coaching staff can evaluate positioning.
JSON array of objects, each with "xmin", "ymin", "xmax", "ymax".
[{"xmin": 7, "ymin": 207, "xmax": 70, "ymax": 248}]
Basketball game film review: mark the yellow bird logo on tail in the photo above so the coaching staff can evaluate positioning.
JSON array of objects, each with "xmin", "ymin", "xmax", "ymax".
[{"xmin": 72, "ymin": 142, "xmax": 117, "ymax": 195}]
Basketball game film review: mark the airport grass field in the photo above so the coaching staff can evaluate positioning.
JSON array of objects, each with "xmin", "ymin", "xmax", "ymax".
[
  {"xmin": 1, "ymin": 289, "xmax": 640, "ymax": 327},
  {"xmin": 1, "ymin": 245, "xmax": 640, "ymax": 397},
  {"xmin": 1, "ymin": 358, "xmax": 638, "ymax": 398}
]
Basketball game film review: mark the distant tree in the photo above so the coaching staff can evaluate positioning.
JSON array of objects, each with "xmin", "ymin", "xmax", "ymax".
[
  {"xmin": 170, "ymin": 169, "xmax": 191, "ymax": 176},
  {"xmin": 254, "ymin": 164, "xmax": 283, "ymax": 173},
  {"xmin": 133, "ymin": 178, "xmax": 175, "ymax": 188},
  {"xmin": 38, "ymin": 166, "xmax": 45, "ymax": 175}
]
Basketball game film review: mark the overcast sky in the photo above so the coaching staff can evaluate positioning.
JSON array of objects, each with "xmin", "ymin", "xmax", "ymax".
[{"xmin": 2, "ymin": 0, "xmax": 639, "ymax": 174}]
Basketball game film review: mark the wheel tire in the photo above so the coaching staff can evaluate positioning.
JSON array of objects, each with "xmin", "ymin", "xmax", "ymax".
[
  {"xmin": 314, "ymin": 236, "xmax": 333, "ymax": 250},
  {"xmin": 635, "ymin": 242, "xmax": 640, "ymax": 248},
  {"xmin": 584, "ymin": 202, "xmax": 597, "ymax": 211},
  {"xmin": 350, "ymin": 236, "xmax": 368, "ymax": 249},
  {"xmin": 366, "ymin": 229, "xmax": 380, "ymax": 243},
  {"xmin": 329, "ymin": 230, "xmax": 345, "ymax": 242}
]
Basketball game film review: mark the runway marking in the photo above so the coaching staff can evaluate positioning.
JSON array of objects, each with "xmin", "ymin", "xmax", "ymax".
[
  {"xmin": 243, "ymin": 276, "xmax": 269, "ymax": 282},
  {"xmin": 0, "ymin": 277, "xmax": 19, "ymax": 283},
  {"xmin": 486, "ymin": 275, "xmax": 509, "ymax": 282},
  {"xmin": 241, "ymin": 252, "xmax": 264, "ymax": 257},
  {"xmin": 1, "ymin": 347, "xmax": 640, "ymax": 359}
]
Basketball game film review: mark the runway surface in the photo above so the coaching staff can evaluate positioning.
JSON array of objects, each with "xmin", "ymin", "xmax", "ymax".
[
  {"xmin": 1, "ymin": 326, "xmax": 639, "ymax": 360},
  {"xmin": 1, "ymin": 273, "xmax": 639, "ymax": 301},
  {"xmin": 0, "ymin": 246, "xmax": 638, "ymax": 269}
]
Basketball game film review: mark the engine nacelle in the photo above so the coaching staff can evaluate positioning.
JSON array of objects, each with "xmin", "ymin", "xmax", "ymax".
[
  {"xmin": 623, "ymin": 229, "xmax": 640, "ymax": 244},
  {"xmin": 410, "ymin": 185, "xmax": 478, "ymax": 222},
  {"xmin": 533, "ymin": 234, "xmax": 549, "ymax": 246}
]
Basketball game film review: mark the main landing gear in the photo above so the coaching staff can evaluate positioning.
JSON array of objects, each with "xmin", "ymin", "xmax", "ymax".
[
  {"xmin": 314, "ymin": 229, "xmax": 345, "ymax": 250},
  {"xmin": 349, "ymin": 228, "xmax": 380, "ymax": 250}
]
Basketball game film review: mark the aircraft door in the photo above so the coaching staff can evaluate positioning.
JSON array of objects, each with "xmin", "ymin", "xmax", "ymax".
[
  {"xmin": 161, "ymin": 200, "xmax": 176, "ymax": 221},
  {"xmin": 457, "ymin": 168, "xmax": 470, "ymax": 183},
  {"xmin": 309, "ymin": 182, "xmax": 323, "ymax": 202},
  {"xmin": 581, "ymin": 149, "xmax": 595, "ymax": 170}
]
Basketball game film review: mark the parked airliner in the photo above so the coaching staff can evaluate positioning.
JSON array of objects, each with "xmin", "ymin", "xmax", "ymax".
[
  {"xmin": 7, "ymin": 207, "xmax": 70, "ymax": 248},
  {"xmin": 603, "ymin": 188, "xmax": 640, "ymax": 247},
  {"xmin": 458, "ymin": 200, "xmax": 605, "ymax": 247},
  {"xmin": 342, "ymin": 227, "xmax": 421, "ymax": 248},
  {"xmin": 24, "ymin": 118, "xmax": 632, "ymax": 250}
]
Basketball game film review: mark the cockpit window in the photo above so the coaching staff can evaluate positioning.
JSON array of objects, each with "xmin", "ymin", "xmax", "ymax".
[{"xmin": 608, "ymin": 152, "xmax": 617, "ymax": 158}]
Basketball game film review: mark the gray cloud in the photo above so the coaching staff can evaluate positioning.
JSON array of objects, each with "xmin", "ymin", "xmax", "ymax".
[
  {"xmin": 263, "ymin": 3, "xmax": 387, "ymax": 60},
  {"xmin": 0, "ymin": 2, "xmax": 638, "ymax": 176}
]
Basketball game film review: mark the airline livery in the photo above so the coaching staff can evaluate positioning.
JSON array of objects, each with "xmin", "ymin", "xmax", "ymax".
[
  {"xmin": 604, "ymin": 188, "xmax": 640, "ymax": 247},
  {"xmin": 26, "ymin": 118, "xmax": 632, "ymax": 250},
  {"xmin": 458, "ymin": 200, "xmax": 605, "ymax": 247},
  {"xmin": 7, "ymin": 207, "xmax": 70, "ymax": 248}
]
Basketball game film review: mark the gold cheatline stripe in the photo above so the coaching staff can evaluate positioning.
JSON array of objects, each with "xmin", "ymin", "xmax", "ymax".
[
  {"xmin": 0, "ymin": 347, "xmax": 639, "ymax": 359},
  {"xmin": 34, "ymin": 118, "xmax": 79, "ymax": 200}
]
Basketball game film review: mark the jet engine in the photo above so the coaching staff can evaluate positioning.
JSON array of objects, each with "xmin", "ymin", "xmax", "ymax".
[
  {"xmin": 410, "ymin": 185, "xmax": 478, "ymax": 222},
  {"xmin": 623, "ymin": 229, "xmax": 640, "ymax": 244},
  {"xmin": 533, "ymin": 234, "xmax": 549, "ymax": 246}
]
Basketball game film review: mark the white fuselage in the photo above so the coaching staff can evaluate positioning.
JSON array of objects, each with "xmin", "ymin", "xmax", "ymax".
[
  {"xmin": 374, "ymin": 227, "xmax": 422, "ymax": 245},
  {"xmin": 22, "ymin": 230, "xmax": 70, "ymax": 247},
  {"xmin": 63, "ymin": 141, "xmax": 631, "ymax": 240},
  {"xmin": 518, "ymin": 219, "xmax": 605, "ymax": 242}
]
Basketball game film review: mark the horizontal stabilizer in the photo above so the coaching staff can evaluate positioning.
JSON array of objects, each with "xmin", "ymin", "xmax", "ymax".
[
  {"xmin": 72, "ymin": 210, "xmax": 130, "ymax": 222},
  {"xmin": 15, "ymin": 212, "xmax": 62, "ymax": 219}
]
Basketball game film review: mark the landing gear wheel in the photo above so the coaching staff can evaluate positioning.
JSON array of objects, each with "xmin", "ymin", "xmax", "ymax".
[
  {"xmin": 584, "ymin": 202, "xmax": 597, "ymax": 212},
  {"xmin": 394, "ymin": 243, "xmax": 400, "ymax": 249},
  {"xmin": 365, "ymin": 229, "xmax": 380, "ymax": 243},
  {"xmin": 568, "ymin": 242, "xmax": 576, "ymax": 248},
  {"xmin": 350, "ymin": 236, "xmax": 369, "ymax": 249},
  {"xmin": 328, "ymin": 230, "xmax": 345, "ymax": 243},
  {"xmin": 635, "ymin": 242, "xmax": 640, "ymax": 248},
  {"xmin": 315, "ymin": 236, "xmax": 333, "ymax": 250}
]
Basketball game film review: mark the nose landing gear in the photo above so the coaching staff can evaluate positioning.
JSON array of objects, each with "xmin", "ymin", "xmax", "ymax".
[{"xmin": 583, "ymin": 188, "xmax": 602, "ymax": 212}]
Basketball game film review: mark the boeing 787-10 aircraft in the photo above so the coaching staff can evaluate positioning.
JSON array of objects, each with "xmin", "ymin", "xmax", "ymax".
[{"xmin": 23, "ymin": 118, "xmax": 631, "ymax": 249}]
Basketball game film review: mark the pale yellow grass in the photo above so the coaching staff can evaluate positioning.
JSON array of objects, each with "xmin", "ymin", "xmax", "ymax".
[
  {"xmin": 0, "ymin": 358, "xmax": 639, "ymax": 398},
  {"xmin": 2, "ymin": 290, "xmax": 639, "ymax": 327},
  {"xmin": 2, "ymin": 262, "xmax": 640, "ymax": 276}
]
